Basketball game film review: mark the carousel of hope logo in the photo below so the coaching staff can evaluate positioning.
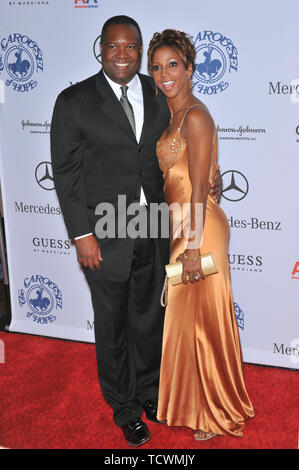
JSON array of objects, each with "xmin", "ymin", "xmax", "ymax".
[
  {"xmin": 0, "ymin": 33, "xmax": 43, "ymax": 92},
  {"xmin": 192, "ymin": 30, "xmax": 238, "ymax": 95},
  {"xmin": 18, "ymin": 274, "xmax": 62, "ymax": 325}
]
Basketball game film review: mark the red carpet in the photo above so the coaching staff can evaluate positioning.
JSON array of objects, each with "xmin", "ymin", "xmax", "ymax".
[{"xmin": 0, "ymin": 331, "xmax": 297, "ymax": 449}]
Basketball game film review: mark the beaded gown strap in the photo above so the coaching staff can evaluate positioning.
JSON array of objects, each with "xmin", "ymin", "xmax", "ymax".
[{"xmin": 177, "ymin": 103, "xmax": 209, "ymax": 131}]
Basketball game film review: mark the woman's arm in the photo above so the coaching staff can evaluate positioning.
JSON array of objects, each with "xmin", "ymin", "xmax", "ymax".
[{"xmin": 176, "ymin": 106, "xmax": 213, "ymax": 283}]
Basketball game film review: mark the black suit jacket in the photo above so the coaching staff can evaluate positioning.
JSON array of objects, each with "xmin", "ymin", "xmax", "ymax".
[{"xmin": 51, "ymin": 70, "xmax": 170, "ymax": 282}]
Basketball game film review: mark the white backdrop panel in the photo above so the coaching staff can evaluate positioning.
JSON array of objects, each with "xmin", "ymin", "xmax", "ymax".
[{"xmin": 0, "ymin": 0, "xmax": 298, "ymax": 369}]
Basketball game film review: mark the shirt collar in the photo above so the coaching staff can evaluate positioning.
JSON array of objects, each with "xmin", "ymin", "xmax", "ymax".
[{"xmin": 103, "ymin": 70, "xmax": 141, "ymax": 96}]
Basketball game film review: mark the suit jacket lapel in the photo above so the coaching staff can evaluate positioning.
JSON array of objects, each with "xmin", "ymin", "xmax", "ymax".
[
  {"xmin": 139, "ymin": 74, "xmax": 159, "ymax": 146},
  {"xmin": 95, "ymin": 70, "xmax": 137, "ymax": 143}
]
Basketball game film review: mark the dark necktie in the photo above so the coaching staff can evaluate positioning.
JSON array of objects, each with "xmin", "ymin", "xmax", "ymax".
[{"xmin": 120, "ymin": 85, "xmax": 136, "ymax": 136}]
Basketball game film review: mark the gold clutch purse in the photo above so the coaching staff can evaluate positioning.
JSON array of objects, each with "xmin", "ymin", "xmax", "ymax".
[{"xmin": 165, "ymin": 252, "xmax": 218, "ymax": 286}]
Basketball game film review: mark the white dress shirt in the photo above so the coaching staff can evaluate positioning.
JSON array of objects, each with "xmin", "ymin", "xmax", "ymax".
[{"xmin": 75, "ymin": 72, "xmax": 147, "ymax": 240}]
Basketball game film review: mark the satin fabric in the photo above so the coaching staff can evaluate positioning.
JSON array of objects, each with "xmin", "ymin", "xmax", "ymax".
[{"xmin": 156, "ymin": 103, "xmax": 254, "ymax": 436}]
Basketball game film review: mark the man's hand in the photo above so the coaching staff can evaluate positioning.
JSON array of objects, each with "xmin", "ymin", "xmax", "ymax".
[
  {"xmin": 209, "ymin": 164, "xmax": 222, "ymax": 203},
  {"xmin": 74, "ymin": 234, "xmax": 102, "ymax": 270}
]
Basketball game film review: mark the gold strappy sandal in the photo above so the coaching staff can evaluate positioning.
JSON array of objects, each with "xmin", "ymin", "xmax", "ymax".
[{"xmin": 194, "ymin": 430, "xmax": 217, "ymax": 441}]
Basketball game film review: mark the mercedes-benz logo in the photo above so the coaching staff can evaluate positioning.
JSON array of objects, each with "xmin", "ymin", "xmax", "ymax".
[
  {"xmin": 35, "ymin": 161, "xmax": 55, "ymax": 191},
  {"xmin": 221, "ymin": 170, "xmax": 249, "ymax": 202},
  {"xmin": 93, "ymin": 34, "xmax": 102, "ymax": 63}
]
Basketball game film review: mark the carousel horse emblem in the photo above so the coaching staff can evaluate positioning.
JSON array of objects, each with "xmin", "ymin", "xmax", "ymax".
[
  {"xmin": 196, "ymin": 49, "xmax": 222, "ymax": 81},
  {"xmin": 192, "ymin": 30, "xmax": 238, "ymax": 95},
  {"xmin": 18, "ymin": 275, "xmax": 62, "ymax": 325},
  {"xmin": 29, "ymin": 288, "xmax": 51, "ymax": 313},
  {"xmin": 0, "ymin": 33, "xmax": 43, "ymax": 92},
  {"xmin": 8, "ymin": 47, "xmax": 31, "ymax": 80}
]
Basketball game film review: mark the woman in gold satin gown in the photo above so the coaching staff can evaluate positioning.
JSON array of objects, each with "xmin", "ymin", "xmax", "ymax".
[{"xmin": 148, "ymin": 30, "xmax": 254, "ymax": 440}]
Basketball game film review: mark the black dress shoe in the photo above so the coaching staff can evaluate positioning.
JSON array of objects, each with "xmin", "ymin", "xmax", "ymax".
[
  {"xmin": 120, "ymin": 418, "xmax": 151, "ymax": 447},
  {"xmin": 142, "ymin": 399, "xmax": 166, "ymax": 423}
]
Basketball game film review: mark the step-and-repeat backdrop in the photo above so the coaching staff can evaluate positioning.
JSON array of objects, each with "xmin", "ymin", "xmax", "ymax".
[{"xmin": 0, "ymin": 0, "xmax": 298, "ymax": 369}]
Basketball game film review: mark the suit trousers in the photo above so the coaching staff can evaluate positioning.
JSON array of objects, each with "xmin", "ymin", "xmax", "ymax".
[{"xmin": 86, "ymin": 236, "xmax": 165, "ymax": 426}]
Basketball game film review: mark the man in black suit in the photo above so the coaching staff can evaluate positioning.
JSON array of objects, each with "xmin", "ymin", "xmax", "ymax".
[
  {"xmin": 51, "ymin": 15, "xmax": 220, "ymax": 446},
  {"xmin": 51, "ymin": 16, "xmax": 170, "ymax": 447}
]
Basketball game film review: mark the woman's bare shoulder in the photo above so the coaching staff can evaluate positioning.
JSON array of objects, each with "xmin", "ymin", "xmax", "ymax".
[{"xmin": 183, "ymin": 100, "xmax": 213, "ymax": 133}]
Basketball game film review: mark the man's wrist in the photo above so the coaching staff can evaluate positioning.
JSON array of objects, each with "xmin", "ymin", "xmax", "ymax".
[{"xmin": 74, "ymin": 233, "xmax": 93, "ymax": 240}]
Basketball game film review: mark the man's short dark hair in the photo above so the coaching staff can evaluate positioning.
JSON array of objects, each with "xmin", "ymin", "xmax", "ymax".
[{"xmin": 100, "ymin": 15, "xmax": 143, "ymax": 45}]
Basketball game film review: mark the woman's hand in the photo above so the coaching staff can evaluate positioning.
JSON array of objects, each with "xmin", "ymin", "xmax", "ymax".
[
  {"xmin": 176, "ymin": 249, "xmax": 205, "ymax": 284},
  {"xmin": 209, "ymin": 164, "xmax": 222, "ymax": 203}
]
